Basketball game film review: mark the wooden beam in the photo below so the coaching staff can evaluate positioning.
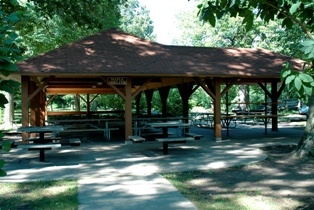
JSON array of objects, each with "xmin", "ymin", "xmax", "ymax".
[
  {"xmin": 108, "ymin": 84, "xmax": 126, "ymax": 100},
  {"xmin": 221, "ymin": 79, "xmax": 236, "ymax": 97},
  {"xmin": 46, "ymin": 88, "xmax": 119, "ymax": 94},
  {"xmin": 131, "ymin": 77, "xmax": 153, "ymax": 100},
  {"xmin": 27, "ymin": 77, "xmax": 53, "ymax": 101},
  {"xmin": 194, "ymin": 77, "xmax": 216, "ymax": 100}
]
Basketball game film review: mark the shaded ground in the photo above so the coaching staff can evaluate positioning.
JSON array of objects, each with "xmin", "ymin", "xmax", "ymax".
[{"xmin": 166, "ymin": 145, "xmax": 314, "ymax": 209}]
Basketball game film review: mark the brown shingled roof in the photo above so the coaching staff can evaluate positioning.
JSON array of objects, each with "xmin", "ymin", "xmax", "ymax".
[{"xmin": 16, "ymin": 29, "xmax": 304, "ymax": 79}]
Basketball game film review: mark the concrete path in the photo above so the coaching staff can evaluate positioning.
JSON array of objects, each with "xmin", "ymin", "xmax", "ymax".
[{"xmin": 1, "ymin": 123, "xmax": 304, "ymax": 209}]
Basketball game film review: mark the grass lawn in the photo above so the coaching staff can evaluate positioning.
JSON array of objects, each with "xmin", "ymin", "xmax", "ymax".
[
  {"xmin": 162, "ymin": 145, "xmax": 314, "ymax": 210},
  {"xmin": 0, "ymin": 179, "xmax": 78, "ymax": 210}
]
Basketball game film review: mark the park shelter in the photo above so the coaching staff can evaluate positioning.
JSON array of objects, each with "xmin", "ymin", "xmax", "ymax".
[{"xmin": 12, "ymin": 29, "xmax": 304, "ymax": 141}]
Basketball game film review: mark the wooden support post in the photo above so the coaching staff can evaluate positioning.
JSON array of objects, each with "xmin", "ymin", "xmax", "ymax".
[
  {"xmin": 213, "ymin": 78, "xmax": 222, "ymax": 141},
  {"xmin": 271, "ymin": 81, "xmax": 279, "ymax": 131},
  {"xmin": 21, "ymin": 76, "xmax": 30, "ymax": 142},
  {"xmin": 145, "ymin": 89, "xmax": 154, "ymax": 116},
  {"xmin": 124, "ymin": 77, "xmax": 133, "ymax": 141}
]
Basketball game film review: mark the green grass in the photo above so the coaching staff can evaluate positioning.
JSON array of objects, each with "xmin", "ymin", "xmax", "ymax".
[
  {"xmin": 0, "ymin": 179, "xmax": 78, "ymax": 210},
  {"xmin": 162, "ymin": 171, "xmax": 300, "ymax": 210}
]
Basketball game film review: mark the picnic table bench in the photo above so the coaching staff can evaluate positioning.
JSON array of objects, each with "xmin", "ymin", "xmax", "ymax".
[
  {"xmin": 128, "ymin": 135, "xmax": 145, "ymax": 143},
  {"xmin": 25, "ymin": 137, "xmax": 62, "ymax": 143},
  {"xmin": 156, "ymin": 137, "xmax": 195, "ymax": 154},
  {"xmin": 17, "ymin": 143, "xmax": 61, "ymax": 162},
  {"xmin": 184, "ymin": 133, "xmax": 203, "ymax": 140}
]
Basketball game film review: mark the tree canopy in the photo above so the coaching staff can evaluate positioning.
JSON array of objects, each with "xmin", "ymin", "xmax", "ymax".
[{"xmin": 197, "ymin": 0, "xmax": 314, "ymax": 158}]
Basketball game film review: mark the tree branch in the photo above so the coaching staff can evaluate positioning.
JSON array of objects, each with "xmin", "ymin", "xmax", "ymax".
[{"xmin": 264, "ymin": 2, "xmax": 313, "ymax": 39}]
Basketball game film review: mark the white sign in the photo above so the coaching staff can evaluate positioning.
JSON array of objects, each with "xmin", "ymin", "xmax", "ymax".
[{"xmin": 107, "ymin": 77, "xmax": 127, "ymax": 85}]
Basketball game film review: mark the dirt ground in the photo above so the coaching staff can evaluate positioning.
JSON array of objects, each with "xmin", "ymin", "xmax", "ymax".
[{"xmin": 182, "ymin": 145, "xmax": 314, "ymax": 210}]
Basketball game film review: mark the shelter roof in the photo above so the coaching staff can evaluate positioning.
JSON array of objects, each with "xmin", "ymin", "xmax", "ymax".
[{"xmin": 15, "ymin": 29, "xmax": 304, "ymax": 79}]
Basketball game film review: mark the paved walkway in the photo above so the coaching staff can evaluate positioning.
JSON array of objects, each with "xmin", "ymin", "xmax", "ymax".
[{"xmin": 1, "ymin": 123, "xmax": 304, "ymax": 209}]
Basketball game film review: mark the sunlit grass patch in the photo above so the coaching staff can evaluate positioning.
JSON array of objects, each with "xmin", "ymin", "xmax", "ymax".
[
  {"xmin": 0, "ymin": 179, "xmax": 78, "ymax": 210},
  {"xmin": 163, "ymin": 171, "xmax": 302, "ymax": 210}
]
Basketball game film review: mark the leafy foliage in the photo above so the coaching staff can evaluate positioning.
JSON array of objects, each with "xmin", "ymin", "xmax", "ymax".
[
  {"xmin": 32, "ymin": 0, "xmax": 123, "ymax": 30},
  {"xmin": 198, "ymin": 0, "xmax": 314, "ymax": 98},
  {"xmin": 197, "ymin": 0, "xmax": 314, "ymax": 58},
  {"xmin": 0, "ymin": 0, "xmax": 27, "ymax": 176},
  {"xmin": 281, "ymin": 62, "xmax": 314, "ymax": 101},
  {"xmin": 119, "ymin": 0, "xmax": 156, "ymax": 40}
]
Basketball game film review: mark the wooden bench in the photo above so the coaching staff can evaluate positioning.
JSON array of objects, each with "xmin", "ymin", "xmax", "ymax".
[
  {"xmin": 156, "ymin": 137, "xmax": 195, "ymax": 154},
  {"xmin": 69, "ymin": 138, "xmax": 81, "ymax": 146},
  {"xmin": 184, "ymin": 133, "xmax": 203, "ymax": 140},
  {"xmin": 128, "ymin": 135, "xmax": 145, "ymax": 143},
  {"xmin": 17, "ymin": 143, "xmax": 61, "ymax": 162}
]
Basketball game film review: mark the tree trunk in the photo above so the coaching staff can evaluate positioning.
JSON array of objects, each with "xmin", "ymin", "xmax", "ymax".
[
  {"xmin": 238, "ymin": 85, "xmax": 249, "ymax": 111},
  {"xmin": 75, "ymin": 94, "xmax": 80, "ymax": 111},
  {"xmin": 292, "ymin": 96, "xmax": 314, "ymax": 158},
  {"xmin": 3, "ymin": 92, "xmax": 14, "ymax": 128}
]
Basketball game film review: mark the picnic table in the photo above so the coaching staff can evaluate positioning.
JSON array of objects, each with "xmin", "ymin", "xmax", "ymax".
[
  {"xmin": 47, "ymin": 118, "xmax": 120, "ymax": 141},
  {"xmin": 17, "ymin": 125, "xmax": 64, "ymax": 161},
  {"xmin": 144, "ymin": 121, "xmax": 190, "ymax": 137}
]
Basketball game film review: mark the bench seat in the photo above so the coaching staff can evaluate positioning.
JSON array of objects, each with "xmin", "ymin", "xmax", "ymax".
[
  {"xmin": 156, "ymin": 137, "xmax": 195, "ymax": 154},
  {"xmin": 128, "ymin": 135, "xmax": 145, "ymax": 143},
  {"xmin": 17, "ymin": 143, "xmax": 61, "ymax": 162},
  {"xmin": 26, "ymin": 137, "xmax": 61, "ymax": 143},
  {"xmin": 184, "ymin": 133, "xmax": 203, "ymax": 140},
  {"xmin": 18, "ymin": 143, "xmax": 61, "ymax": 150},
  {"xmin": 69, "ymin": 138, "xmax": 81, "ymax": 146}
]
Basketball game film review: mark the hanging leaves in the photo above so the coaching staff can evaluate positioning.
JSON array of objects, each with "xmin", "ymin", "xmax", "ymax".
[{"xmin": 300, "ymin": 39, "xmax": 314, "ymax": 59}]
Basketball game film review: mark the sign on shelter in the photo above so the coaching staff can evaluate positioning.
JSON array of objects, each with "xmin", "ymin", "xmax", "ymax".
[{"xmin": 107, "ymin": 77, "xmax": 127, "ymax": 85}]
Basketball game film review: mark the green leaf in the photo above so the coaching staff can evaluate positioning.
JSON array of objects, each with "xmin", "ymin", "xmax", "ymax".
[
  {"xmin": 299, "ymin": 73, "xmax": 313, "ymax": 83},
  {"xmin": 0, "ymin": 94, "xmax": 8, "ymax": 108},
  {"xmin": 302, "ymin": 46, "xmax": 313, "ymax": 54},
  {"xmin": 0, "ymin": 169, "xmax": 7, "ymax": 177},
  {"xmin": 278, "ymin": 0, "xmax": 285, "ymax": 7},
  {"xmin": 285, "ymin": 74, "xmax": 295, "ymax": 85},
  {"xmin": 300, "ymin": 40, "xmax": 314, "ymax": 59},
  {"xmin": 242, "ymin": 11, "xmax": 254, "ymax": 31},
  {"xmin": 309, "ymin": 50, "xmax": 314, "ymax": 59},
  {"xmin": 0, "ymin": 159, "xmax": 6, "ymax": 168},
  {"xmin": 1, "ymin": 141, "xmax": 12, "ymax": 152},
  {"xmin": 304, "ymin": 86, "xmax": 313, "ymax": 96},
  {"xmin": 282, "ymin": 17, "xmax": 293, "ymax": 28},
  {"xmin": 301, "ymin": 39, "xmax": 314, "ymax": 47},
  {"xmin": 208, "ymin": 12, "xmax": 216, "ymax": 27},
  {"xmin": 294, "ymin": 76, "xmax": 302, "ymax": 91},
  {"xmin": 289, "ymin": 2, "xmax": 301, "ymax": 14},
  {"xmin": 0, "ymin": 80, "xmax": 21, "ymax": 93},
  {"xmin": 229, "ymin": 0, "xmax": 236, "ymax": 8},
  {"xmin": 281, "ymin": 69, "xmax": 291, "ymax": 79}
]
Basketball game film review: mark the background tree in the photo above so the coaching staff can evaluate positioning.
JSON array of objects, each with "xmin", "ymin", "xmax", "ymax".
[
  {"xmin": 119, "ymin": 0, "xmax": 156, "ymax": 40},
  {"xmin": 174, "ymin": 5, "xmax": 304, "ymax": 112},
  {"xmin": 197, "ymin": 0, "xmax": 314, "ymax": 158},
  {"xmin": 16, "ymin": 0, "xmax": 155, "ymax": 115}
]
